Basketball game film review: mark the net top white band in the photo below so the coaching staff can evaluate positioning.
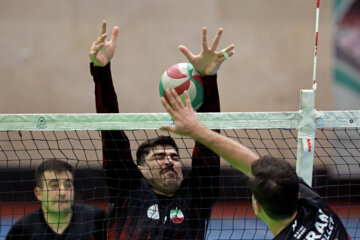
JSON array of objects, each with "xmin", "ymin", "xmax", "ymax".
[{"xmin": 0, "ymin": 111, "xmax": 359, "ymax": 131}]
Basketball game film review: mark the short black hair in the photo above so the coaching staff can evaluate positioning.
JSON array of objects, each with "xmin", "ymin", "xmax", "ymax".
[
  {"xmin": 136, "ymin": 136, "xmax": 179, "ymax": 165},
  {"xmin": 35, "ymin": 159, "xmax": 74, "ymax": 188},
  {"xmin": 247, "ymin": 156, "xmax": 299, "ymax": 220}
]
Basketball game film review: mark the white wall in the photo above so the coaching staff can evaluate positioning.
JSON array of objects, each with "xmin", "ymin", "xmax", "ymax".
[{"xmin": 0, "ymin": 0, "xmax": 332, "ymax": 114}]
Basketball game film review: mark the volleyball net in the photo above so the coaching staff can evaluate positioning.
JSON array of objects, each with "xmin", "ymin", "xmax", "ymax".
[{"xmin": 0, "ymin": 91, "xmax": 359, "ymax": 239}]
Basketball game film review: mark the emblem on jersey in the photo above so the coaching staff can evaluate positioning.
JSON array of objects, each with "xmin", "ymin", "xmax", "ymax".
[
  {"xmin": 292, "ymin": 220, "xmax": 297, "ymax": 231},
  {"xmin": 170, "ymin": 207, "xmax": 184, "ymax": 224},
  {"xmin": 147, "ymin": 204, "xmax": 160, "ymax": 220}
]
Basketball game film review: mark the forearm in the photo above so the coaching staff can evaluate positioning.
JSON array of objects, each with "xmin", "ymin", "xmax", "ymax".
[
  {"xmin": 197, "ymin": 74, "xmax": 219, "ymax": 113},
  {"xmin": 101, "ymin": 130, "xmax": 140, "ymax": 201},
  {"xmin": 190, "ymin": 124, "xmax": 259, "ymax": 177},
  {"xmin": 90, "ymin": 62, "xmax": 119, "ymax": 113},
  {"xmin": 191, "ymin": 74, "xmax": 220, "ymax": 167},
  {"xmin": 90, "ymin": 62, "xmax": 139, "ymax": 194}
]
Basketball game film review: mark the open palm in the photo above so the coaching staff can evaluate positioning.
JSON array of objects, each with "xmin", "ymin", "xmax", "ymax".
[{"xmin": 179, "ymin": 27, "xmax": 234, "ymax": 76}]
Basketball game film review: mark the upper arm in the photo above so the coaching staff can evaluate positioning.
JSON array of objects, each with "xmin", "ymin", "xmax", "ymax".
[
  {"xmin": 91, "ymin": 63, "xmax": 142, "ymax": 199},
  {"xmin": 189, "ymin": 74, "xmax": 221, "ymax": 193},
  {"xmin": 101, "ymin": 130, "xmax": 143, "ymax": 202}
]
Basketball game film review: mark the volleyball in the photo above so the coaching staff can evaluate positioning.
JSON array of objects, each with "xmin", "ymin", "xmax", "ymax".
[{"xmin": 159, "ymin": 63, "xmax": 204, "ymax": 110}]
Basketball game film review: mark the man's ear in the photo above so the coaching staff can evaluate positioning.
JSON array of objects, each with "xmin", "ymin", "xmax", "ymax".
[
  {"xmin": 34, "ymin": 186, "xmax": 41, "ymax": 201},
  {"xmin": 137, "ymin": 164, "xmax": 144, "ymax": 170},
  {"xmin": 252, "ymin": 195, "xmax": 262, "ymax": 215}
]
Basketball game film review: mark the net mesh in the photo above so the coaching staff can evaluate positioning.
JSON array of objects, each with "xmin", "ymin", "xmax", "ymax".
[{"xmin": 0, "ymin": 126, "xmax": 359, "ymax": 239}]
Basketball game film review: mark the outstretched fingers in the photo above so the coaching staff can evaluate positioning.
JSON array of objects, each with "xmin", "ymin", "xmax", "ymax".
[
  {"xmin": 90, "ymin": 43, "xmax": 105, "ymax": 55},
  {"xmin": 99, "ymin": 20, "xmax": 107, "ymax": 36},
  {"xmin": 160, "ymin": 90, "xmax": 193, "ymax": 133},
  {"xmin": 161, "ymin": 91, "xmax": 175, "ymax": 116},
  {"xmin": 225, "ymin": 44, "xmax": 235, "ymax": 54},
  {"xmin": 160, "ymin": 91, "xmax": 176, "ymax": 132},
  {"xmin": 167, "ymin": 89, "xmax": 184, "ymax": 112},
  {"xmin": 219, "ymin": 44, "xmax": 235, "ymax": 60},
  {"xmin": 94, "ymin": 33, "xmax": 107, "ymax": 46},
  {"xmin": 89, "ymin": 34, "xmax": 106, "ymax": 54},
  {"xmin": 210, "ymin": 28, "xmax": 223, "ymax": 52},
  {"xmin": 183, "ymin": 91, "xmax": 192, "ymax": 108},
  {"xmin": 161, "ymin": 89, "xmax": 189, "ymax": 116},
  {"xmin": 202, "ymin": 27, "xmax": 209, "ymax": 51},
  {"xmin": 110, "ymin": 26, "xmax": 119, "ymax": 44},
  {"xmin": 89, "ymin": 22, "xmax": 108, "ymax": 55}
]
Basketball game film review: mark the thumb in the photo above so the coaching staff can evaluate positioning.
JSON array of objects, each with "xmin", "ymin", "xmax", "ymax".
[
  {"xmin": 178, "ymin": 45, "xmax": 194, "ymax": 62},
  {"xmin": 159, "ymin": 125, "xmax": 175, "ymax": 133}
]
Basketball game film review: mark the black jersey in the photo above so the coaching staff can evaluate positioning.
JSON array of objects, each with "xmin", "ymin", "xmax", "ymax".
[
  {"xmin": 274, "ymin": 180, "xmax": 351, "ymax": 240},
  {"xmin": 91, "ymin": 63, "xmax": 220, "ymax": 239},
  {"xmin": 106, "ymin": 178, "xmax": 217, "ymax": 239},
  {"xmin": 6, "ymin": 203, "xmax": 106, "ymax": 240}
]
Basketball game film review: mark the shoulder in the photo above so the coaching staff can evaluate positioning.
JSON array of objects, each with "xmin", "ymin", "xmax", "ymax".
[
  {"xmin": 289, "ymin": 199, "xmax": 348, "ymax": 239},
  {"xmin": 7, "ymin": 209, "xmax": 44, "ymax": 236},
  {"xmin": 73, "ymin": 203, "xmax": 106, "ymax": 212},
  {"xmin": 11, "ymin": 208, "xmax": 42, "ymax": 226},
  {"xmin": 298, "ymin": 177, "xmax": 321, "ymax": 200},
  {"xmin": 72, "ymin": 203, "xmax": 106, "ymax": 218}
]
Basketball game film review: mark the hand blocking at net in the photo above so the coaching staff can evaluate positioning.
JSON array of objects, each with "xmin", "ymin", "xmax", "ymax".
[
  {"xmin": 160, "ymin": 89, "xmax": 204, "ymax": 138},
  {"xmin": 160, "ymin": 89, "xmax": 257, "ymax": 177}
]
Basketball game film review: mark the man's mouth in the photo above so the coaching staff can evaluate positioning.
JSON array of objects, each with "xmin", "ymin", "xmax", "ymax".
[{"xmin": 162, "ymin": 169, "xmax": 177, "ymax": 176}]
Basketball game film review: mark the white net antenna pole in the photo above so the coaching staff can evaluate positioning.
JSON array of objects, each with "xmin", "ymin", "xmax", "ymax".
[
  {"xmin": 312, "ymin": 0, "xmax": 320, "ymax": 91},
  {"xmin": 296, "ymin": 1, "xmax": 321, "ymax": 186}
]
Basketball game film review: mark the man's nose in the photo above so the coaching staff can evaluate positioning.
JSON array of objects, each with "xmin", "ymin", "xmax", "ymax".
[
  {"xmin": 164, "ymin": 155, "xmax": 174, "ymax": 165},
  {"xmin": 58, "ymin": 183, "xmax": 70, "ymax": 194}
]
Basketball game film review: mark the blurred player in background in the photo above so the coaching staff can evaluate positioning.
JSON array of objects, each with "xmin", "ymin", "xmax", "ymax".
[{"xmin": 6, "ymin": 159, "xmax": 106, "ymax": 240}]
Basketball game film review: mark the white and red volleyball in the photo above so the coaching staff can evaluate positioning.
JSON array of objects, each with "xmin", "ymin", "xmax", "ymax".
[{"xmin": 159, "ymin": 63, "xmax": 204, "ymax": 110}]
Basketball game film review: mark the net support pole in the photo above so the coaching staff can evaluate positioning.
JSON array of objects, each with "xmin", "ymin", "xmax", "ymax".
[{"xmin": 296, "ymin": 89, "xmax": 317, "ymax": 186}]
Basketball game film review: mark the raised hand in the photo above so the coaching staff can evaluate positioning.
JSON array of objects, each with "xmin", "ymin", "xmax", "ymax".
[
  {"xmin": 160, "ymin": 89, "xmax": 204, "ymax": 138},
  {"xmin": 178, "ymin": 27, "xmax": 235, "ymax": 76},
  {"xmin": 89, "ymin": 20, "xmax": 119, "ymax": 67},
  {"xmin": 160, "ymin": 90, "xmax": 258, "ymax": 177}
]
